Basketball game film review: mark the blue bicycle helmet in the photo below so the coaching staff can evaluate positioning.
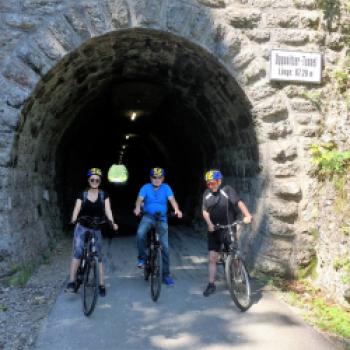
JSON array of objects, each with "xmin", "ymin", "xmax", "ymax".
[
  {"xmin": 204, "ymin": 169, "xmax": 222, "ymax": 182},
  {"xmin": 150, "ymin": 167, "xmax": 165, "ymax": 177},
  {"xmin": 87, "ymin": 168, "xmax": 102, "ymax": 178}
]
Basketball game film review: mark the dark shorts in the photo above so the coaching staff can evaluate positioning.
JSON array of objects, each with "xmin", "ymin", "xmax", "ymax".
[{"xmin": 207, "ymin": 229, "xmax": 234, "ymax": 252}]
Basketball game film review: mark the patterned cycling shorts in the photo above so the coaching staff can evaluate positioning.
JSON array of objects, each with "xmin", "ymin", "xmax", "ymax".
[{"xmin": 72, "ymin": 223, "xmax": 102, "ymax": 262}]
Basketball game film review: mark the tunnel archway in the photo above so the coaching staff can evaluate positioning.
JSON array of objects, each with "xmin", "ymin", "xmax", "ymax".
[{"xmin": 9, "ymin": 28, "xmax": 260, "ymax": 268}]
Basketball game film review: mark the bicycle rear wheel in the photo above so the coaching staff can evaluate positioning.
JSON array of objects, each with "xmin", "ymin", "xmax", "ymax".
[
  {"xmin": 225, "ymin": 255, "xmax": 251, "ymax": 311},
  {"xmin": 144, "ymin": 257, "xmax": 150, "ymax": 281},
  {"xmin": 150, "ymin": 248, "xmax": 162, "ymax": 302},
  {"xmin": 82, "ymin": 256, "xmax": 99, "ymax": 316}
]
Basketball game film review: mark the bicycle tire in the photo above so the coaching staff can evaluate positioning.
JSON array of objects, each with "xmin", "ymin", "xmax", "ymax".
[
  {"xmin": 225, "ymin": 255, "xmax": 251, "ymax": 311},
  {"xmin": 82, "ymin": 256, "xmax": 99, "ymax": 316},
  {"xmin": 150, "ymin": 248, "xmax": 162, "ymax": 302},
  {"xmin": 74, "ymin": 265, "xmax": 83, "ymax": 293},
  {"xmin": 144, "ymin": 257, "xmax": 150, "ymax": 281}
]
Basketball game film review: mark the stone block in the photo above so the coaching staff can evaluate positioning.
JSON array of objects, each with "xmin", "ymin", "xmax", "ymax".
[
  {"xmin": 269, "ymin": 200, "xmax": 299, "ymax": 221},
  {"xmin": 197, "ymin": 0, "xmax": 226, "ymax": 8},
  {"xmin": 273, "ymin": 180, "xmax": 302, "ymax": 200},
  {"xmin": 247, "ymin": 81, "xmax": 277, "ymax": 101},
  {"xmin": 295, "ymin": 112, "xmax": 321, "ymax": 125},
  {"xmin": 82, "ymin": 1, "xmax": 111, "ymax": 35},
  {"xmin": 272, "ymin": 162, "xmax": 299, "ymax": 177},
  {"xmin": 266, "ymin": 120, "xmax": 292, "ymax": 139},
  {"xmin": 290, "ymin": 98, "xmax": 318, "ymax": 112},
  {"xmin": 270, "ymin": 141, "xmax": 297, "ymax": 162},
  {"xmin": 0, "ymin": 131, "xmax": 15, "ymax": 166},
  {"xmin": 22, "ymin": 0, "xmax": 65, "ymax": 15},
  {"xmin": 107, "ymin": 0, "xmax": 130, "ymax": 28},
  {"xmin": 64, "ymin": 6, "xmax": 92, "ymax": 41},
  {"xmin": 293, "ymin": 0, "xmax": 317, "ymax": 9},
  {"xmin": 166, "ymin": 3, "xmax": 192, "ymax": 33},
  {"xmin": 300, "ymin": 12, "xmax": 320, "ymax": 29},
  {"xmin": 254, "ymin": 96, "xmax": 288, "ymax": 122},
  {"xmin": 244, "ymin": 62, "xmax": 266, "ymax": 84},
  {"xmin": 0, "ymin": 104, "xmax": 20, "ymax": 130},
  {"xmin": 246, "ymin": 29, "xmax": 270, "ymax": 42},
  {"xmin": 269, "ymin": 220, "xmax": 295, "ymax": 237},
  {"xmin": 133, "ymin": 0, "xmax": 162, "ymax": 26},
  {"xmin": 17, "ymin": 43, "xmax": 53, "ymax": 76},
  {"xmin": 297, "ymin": 125, "xmax": 322, "ymax": 137},
  {"xmin": 34, "ymin": 31, "xmax": 67, "ymax": 62},
  {"xmin": 2, "ymin": 57, "xmax": 39, "ymax": 90},
  {"xmin": 273, "ymin": 29, "xmax": 309, "ymax": 44},
  {"xmin": 226, "ymin": 8, "xmax": 261, "ymax": 28},
  {"xmin": 47, "ymin": 18, "xmax": 81, "ymax": 52},
  {"xmin": 0, "ymin": 79, "xmax": 29, "ymax": 108},
  {"xmin": 188, "ymin": 8, "xmax": 213, "ymax": 41},
  {"xmin": 326, "ymin": 33, "xmax": 345, "ymax": 51},
  {"xmin": 233, "ymin": 48, "xmax": 255, "ymax": 69},
  {"xmin": 265, "ymin": 13, "xmax": 299, "ymax": 28},
  {"xmin": 4, "ymin": 13, "xmax": 38, "ymax": 31}
]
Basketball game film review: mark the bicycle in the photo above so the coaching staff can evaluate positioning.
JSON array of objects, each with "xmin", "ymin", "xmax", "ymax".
[
  {"xmin": 215, "ymin": 220, "xmax": 251, "ymax": 311},
  {"xmin": 143, "ymin": 212, "xmax": 163, "ymax": 302},
  {"xmin": 74, "ymin": 216, "xmax": 106, "ymax": 316}
]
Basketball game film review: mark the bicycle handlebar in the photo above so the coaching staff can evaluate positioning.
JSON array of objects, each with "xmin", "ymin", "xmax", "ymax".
[
  {"xmin": 77, "ymin": 216, "xmax": 110, "ymax": 228},
  {"xmin": 214, "ymin": 220, "xmax": 244, "ymax": 230}
]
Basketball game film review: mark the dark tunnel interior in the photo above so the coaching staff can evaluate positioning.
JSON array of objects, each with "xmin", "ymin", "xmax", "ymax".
[
  {"xmin": 57, "ymin": 80, "xmax": 217, "ymax": 233},
  {"xmin": 14, "ymin": 29, "xmax": 259, "ymax": 245}
]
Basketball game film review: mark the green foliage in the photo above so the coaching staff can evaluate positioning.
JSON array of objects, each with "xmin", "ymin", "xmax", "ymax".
[
  {"xmin": 334, "ymin": 69, "xmax": 349, "ymax": 93},
  {"xmin": 340, "ymin": 226, "xmax": 350, "ymax": 236},
  {"xmin": 282, "ymin": 283, "xmax": 350, "ymax": 339},
  {"xmin": 317, "ymin": 0, "xmax": 341, "ymax": 31},
  {"xmin": 310, "ymin": 298, "xmax": 350, "ymax": 338},
  {"xmin": 8, "ymin": 264, "xmax": 35, "ymax": 287},
  {"xmin": 0, "ymin": 304, "xmax": 8, "ymax": 312},
  {"xmin": 333, "ymin": 256, "xmax": 350, "ymax": 271},
  {"xmin": 302, "ymin": 90, "xmax": 323, "ymax": 110},
  {"xmin": 310, "ymin": 142, "xmax": 350, "ymax": 179},
  {"xmin": 333, "ymin": 257, "xmax": 350, "ymax": 284},
  {"xmin": 296, "ymin": 255, "xmax": 318, "ymax": 280}
]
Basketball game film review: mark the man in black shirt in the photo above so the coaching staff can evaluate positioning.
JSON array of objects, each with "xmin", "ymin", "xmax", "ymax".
[{"xmin": 202, "ymin": 169, "xmax": 252, "ymax": 297}]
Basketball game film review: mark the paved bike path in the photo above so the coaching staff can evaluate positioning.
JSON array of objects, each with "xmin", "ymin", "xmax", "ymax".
[{"xmin": 34, "ymin": 227, "xmax": 339, "ymax": 350}]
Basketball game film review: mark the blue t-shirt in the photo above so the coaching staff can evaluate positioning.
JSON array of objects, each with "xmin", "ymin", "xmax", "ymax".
[{"xmin": 139, "ymin": 183, "xmax": 174, "ymax": 220}]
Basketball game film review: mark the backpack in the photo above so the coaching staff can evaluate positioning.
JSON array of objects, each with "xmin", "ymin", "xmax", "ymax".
[{"xmin": 82, "ymin": 190, "xmax": 105, "ymax": 209}]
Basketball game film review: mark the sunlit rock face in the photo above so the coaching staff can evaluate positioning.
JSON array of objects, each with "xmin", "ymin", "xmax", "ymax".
[{"xmin": 0, "ymin": 0, "xmax": 349, "ymax": 305}]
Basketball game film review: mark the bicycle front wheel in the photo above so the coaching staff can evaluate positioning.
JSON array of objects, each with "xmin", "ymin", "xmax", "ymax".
[
  {"xmin": 150, "ymin": 248, "xmax": 162, "ymax": 302},
  {"xmin": 225, "ymin": 255, "xmax": 251, "ymax": 311},
  {"xmin": 82, "ymin": 256, "xmax": 99, "ymax": 316}
]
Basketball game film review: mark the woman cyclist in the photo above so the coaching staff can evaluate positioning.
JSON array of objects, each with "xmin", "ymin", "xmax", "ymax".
[{"xmin": 65, "ymin": 168, "xmax": 118, "ymax": 296}]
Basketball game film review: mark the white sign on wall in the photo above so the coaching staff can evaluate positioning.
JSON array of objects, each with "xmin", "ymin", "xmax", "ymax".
[{"xmin": 270, "ymin": 49, "xmax": 322, "ymax": 84}]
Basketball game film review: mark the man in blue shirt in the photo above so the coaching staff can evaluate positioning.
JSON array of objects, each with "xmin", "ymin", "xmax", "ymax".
[{"xmin": 134, "ymin": 167, "xmax": 182, "ymax": 286}]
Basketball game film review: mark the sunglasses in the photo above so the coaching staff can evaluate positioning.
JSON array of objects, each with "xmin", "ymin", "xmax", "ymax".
[
  {"xmin": 89, "ymin": 178, "xmax": 100, "ymax": 184},
  {"xmin": 151, "ymin": 176, "xmax": 163, "ymax": 180}
]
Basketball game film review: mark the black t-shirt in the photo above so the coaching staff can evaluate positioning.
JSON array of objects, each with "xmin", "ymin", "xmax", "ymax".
[
  {"xmin": 77, "ymin": 190, "xmax": 109, "ymax": 218},
  {"xmin": 202, "ymin": 185, "xmax": 240, "ymax": 225}
]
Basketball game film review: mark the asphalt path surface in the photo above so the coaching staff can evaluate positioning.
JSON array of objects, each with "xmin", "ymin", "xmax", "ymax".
[{"xmin": 35, "ymin": 226, "xmax": 339, "ymax": 350}]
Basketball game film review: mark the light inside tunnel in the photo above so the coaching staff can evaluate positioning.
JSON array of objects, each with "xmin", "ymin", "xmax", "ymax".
[{"xmin": 108, "ymin": 164, "xmax": 129, "ymax": 185}]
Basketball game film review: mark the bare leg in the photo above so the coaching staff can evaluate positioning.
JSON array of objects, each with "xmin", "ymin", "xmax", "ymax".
[
  {"xmin": 208, "ymin": 250, "xmax": 218, "ymax": 283},
  {"xmin": 69, "ymin": 258, "xmax": 80, "ymax": 282},
  {"xmin": 99, "ymin": 262, "xmax": 104, "ymax": 286}
]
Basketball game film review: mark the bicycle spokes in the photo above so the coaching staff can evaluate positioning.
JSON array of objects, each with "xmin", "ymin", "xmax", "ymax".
[{"xmin": 226, "ymin": 256, "xmax": 251, "ymax": 311}]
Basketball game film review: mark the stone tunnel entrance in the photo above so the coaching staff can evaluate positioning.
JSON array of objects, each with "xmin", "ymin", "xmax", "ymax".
[{"xmin": 9, "ymin": 28, "xmax": 260, "ymax": 268}]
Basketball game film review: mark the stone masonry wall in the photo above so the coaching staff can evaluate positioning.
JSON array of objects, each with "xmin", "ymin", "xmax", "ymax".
[{"xmin": 0, "ymin": 0, "xmax": 348, "ymax": 303}]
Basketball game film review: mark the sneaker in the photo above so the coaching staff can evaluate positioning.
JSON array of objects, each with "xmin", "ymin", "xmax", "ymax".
[
  {"xmin": 64, "ymin": 282, "xmax": 76, "ymax": 293},
  {"xmin": 163, "ymin": 276, "xmax": 175, "ymax": 286},
  {"xmin": 137, "ymin": 258, "xmax": 145, "ymax": 269},
  {"xmin": 99, "ymin": 285, "xmax": 106, "ymax": 297},
  {"xmin": 203, "ymin": 283, "xmax": 216, "ymax": 297}
]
